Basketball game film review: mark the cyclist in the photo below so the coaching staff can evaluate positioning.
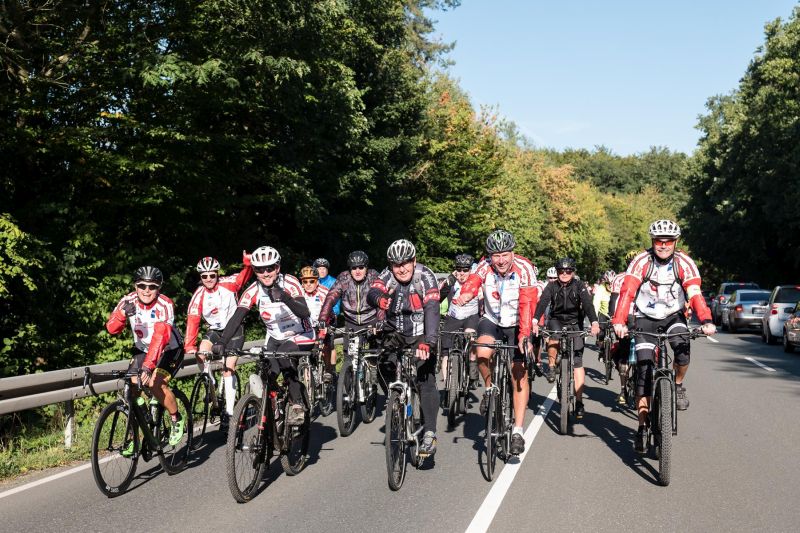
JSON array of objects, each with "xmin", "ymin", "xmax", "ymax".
[
  {"xmin": 532, "ymin": 257, "xmax": 600, "ymax": 420},
  {"xmin": 593, "ymin": 270, "xmax": 614, "ymax": 353},
  {"xmin": 313, "ymin": 257, "xmax": 341, "ymax": 318},
  {"xmin": 529, "ymin": 265, "xmax": 551, "ymax": 375},
  {"xmin": 453, "ymin": 229, "xmax": 538, "ymax": 456},
  {"xmin": 612, "ymin": 220, "xmax": 715, "ymax": 453},
  {"xmin": 213, "ymin": 246, "xmax": 314, "ymax": 426},
  {"xmin": 184, "ymin": 253, "xmax": 252, "ymax": 427},
  {"xmin": 368, "ymin": 239, "xmax": 441, "ymax": 457},
  {"xmin": 608, "ymin": 251, "xmax": 638, "ymax": 404},
  {"xmin": 438, "ymin": 253, "xmax": 481, "ymax": 389},
  {"xmin": 105, "ymin": 266, "xmax": 185, "ymax": 446},
  {"xmin": 299, "ymin": 266, "xmax": 329, "ymax": 327}
]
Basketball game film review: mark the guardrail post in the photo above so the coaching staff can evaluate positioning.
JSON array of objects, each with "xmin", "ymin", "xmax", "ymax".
[{"xmin": 64, "ymin": 400, "xmax": 75, "ymax": 449}]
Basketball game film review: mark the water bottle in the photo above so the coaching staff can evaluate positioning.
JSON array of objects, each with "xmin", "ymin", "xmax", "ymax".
[{"xmin": 628, "ymin": 337, "xmax": 636, "ymax": 365}]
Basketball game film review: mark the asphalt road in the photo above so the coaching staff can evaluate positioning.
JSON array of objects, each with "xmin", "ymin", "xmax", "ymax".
[{"xmin": 2, "ymin": 328, "xmax": 799, "ymax": 533}]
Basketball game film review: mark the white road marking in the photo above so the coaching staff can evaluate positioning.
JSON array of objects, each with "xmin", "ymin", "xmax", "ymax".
[
  {"xmin": 465, "ymin": 385, "xmax": 557, "ymax": 533},
  {"xmin": 706, "ymin": 336, "xmax": 719, "ymax": 344},
  {"xmin": 745, "ymin": 357, "xmax": 776, "ymax": 372}
]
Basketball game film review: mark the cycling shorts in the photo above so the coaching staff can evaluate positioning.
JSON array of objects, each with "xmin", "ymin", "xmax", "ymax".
[
  {"xmin": 129, "ymin": 347, "xmax": 184, "ymax": 381},
  {"xmin": 440, "ymin": 314, "xmax": 479, "ymax": 352},
  {"xmin": 204, "ymin": 326, "xmax": 245, "ymax": 352},
  {"xmin": 476, "ymin": 317, "xmax": 523, "ymax": 362},
  {"xmin": 546, "ymin": 319, "xmax": 585, "ymax": 368}
]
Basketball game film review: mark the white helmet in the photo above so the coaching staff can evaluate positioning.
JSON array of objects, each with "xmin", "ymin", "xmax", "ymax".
[
  {"xmin": 546, "ymin": 267, "xmax": 557, "ymax": 278},
  {"xmin": 386, "ymin": 239, "xmax": 416, "ymax": 264},
  {"xmin": 251, "ymin": 246, "xmax": 281, "ymax": 267},
  {"xmin": 648, "ymin": 219, "xmax": 681, "ymax": 239},
  {"xmin": 196, "ymin": 256, "xmax": 220, "ymax": 273}
]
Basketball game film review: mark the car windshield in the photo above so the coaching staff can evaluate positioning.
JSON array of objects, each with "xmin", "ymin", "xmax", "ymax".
[
  {"xmin": 775, "ymin": 287, "xmax": 800, "ymax": 304},
  {"xmin": 723, "ymin": 283, "xmax": 759, "ymax": 295},
  {"xmin": 737, "ymin": 291, "xmax": 771, "ymax": 302}
]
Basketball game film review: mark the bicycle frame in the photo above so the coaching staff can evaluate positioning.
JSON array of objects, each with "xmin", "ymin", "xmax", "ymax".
[{"xmin": 388, "ymin": 348, "xmax": 424, "ymax": 449}]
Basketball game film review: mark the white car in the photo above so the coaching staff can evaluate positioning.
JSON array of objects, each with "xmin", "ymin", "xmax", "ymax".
[{"xmin": 761, "ymin": 285, "xmax": 800, "ymax": 344}]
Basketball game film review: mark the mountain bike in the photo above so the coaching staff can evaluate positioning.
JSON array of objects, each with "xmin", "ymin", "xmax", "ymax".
[
  {"xmin": 542, "ymin": 327, "xmax": 589, "ymax": 435},
  {"xmin": 598, "ymin": 318, "xmax": 615, "ymax": 384},
  {"xmin": 629, "ymin": 327, "xmax": 707, "ymax": 486},
  {"xmin": 299, "ymin": 337, "xmax": 336, "ymax": 419},
  {"xmin": 474, "ymin": 339, "xmax": 519, "ymax": 482},
  {"xmin": 189, "ymin": 351, "xmax": 242, "ymax": 449},
  {"xmin": 441, "ymin": 329, "xmax": 475, "ymax": 428},
  {"xmin": 334, "ymin": 326, "xmax": 380, "ymax": 436},
  {"xmin": 225, "ymin": 348, "xmax": 311, "ymax": 503},
  {"xmin": 83, "ymin": 368, "xmax": 192, "ymax": 497}
]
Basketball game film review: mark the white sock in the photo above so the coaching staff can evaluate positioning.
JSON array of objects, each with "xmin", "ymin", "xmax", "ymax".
[
  {"xmin": 224, "ymin": 375, "xmax": 236, "ymax": 416},
  {"xmin": 513, "ymin": 426, "xmax": 524, "ymax": 436}
]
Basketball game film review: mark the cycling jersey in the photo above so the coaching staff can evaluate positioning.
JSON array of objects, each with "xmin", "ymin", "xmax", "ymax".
[
  {"xmin": 612, "ymin": 250, "xmax": 711, "ymax": 324},
  {"xmin": 319, "ymin": 274, "xmax": 340, "ymax": 315},
  {"xmin": 593, "ymin": 283, "xmax": 611, "ymax": 317},
  {"xmin": 106, "ymin": 293, "xmax": 181, "ymax": 369},
  {"xmin": 440, "ymin": 278, "xmax": 480, "ymax": 320},
  {"xmin": 302, "ymin": 284, "xmax": 329, "ymax": 327},
  {"xmin": 238, "ymin": 274, "xmax": 315, "ymax": 345},
  {"xmin": 608, "ymin": 271, "xmax": 628, "ymax": 317},
  {"xmin": 534, "ymin": 278, "xmax": 598, "ymax": 325},
  {"xmin": 184, "ymin": 266, "xmax": 252, "ymax": 352},
  {"xmin": 459, "ymin": 255, "xmax": 538, "ymax": 339},
  {"xmin": 368, "ymin": 264, "xmax": 440, "ymax": 346},
  {"xmin": 318, "ymin": 269, "xmax": 382, "ymax": 326}
]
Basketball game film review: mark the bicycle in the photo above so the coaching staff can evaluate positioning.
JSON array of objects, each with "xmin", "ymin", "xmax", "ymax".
[
  {"xmin": 189, "ymin": 351, "xmax": 242, "ymax": 449},
  {"xmin": 597, "ymin": 318, "xmax": 615, "ymax": 384},
  {"xmin": 225, "ymin": 348, "xmax": 311, "ymax": 503},
  {"xmin": 299, "ymin": 337, "xmax": 336, "ymax": 419},
  {"xmin": 474, "ymin": 339, "xmax": 519, "ymax": 482},
  {"xmin": 627, "ymin": 327, "xmax": 706, "ymax": 486},
  {"xmin": 441, "ymin": 329, "xmax": 475, "ymax": 428},
  {"xmin": 541, "ymin": 327, "xmax": 589, "ymax": 435},
  {"xmin": 384, "ymin": 346, "xmax": 425, "ymax": 491},
  {"xmin": 334, "ymin": 326, "xmax": 380, "ymax": 436},
  {"xmin": 83, "ymin": 367, "xmax": 192, "ymax": 497}
]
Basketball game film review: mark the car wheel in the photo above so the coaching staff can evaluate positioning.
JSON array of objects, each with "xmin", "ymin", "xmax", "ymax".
[
  {"xmin": 783, "ymin": 329, "xmax": 795, "ymax": 353},
  {"xmin": 766, "ymin": 323, "xmax": 777, "ymax": 345}
]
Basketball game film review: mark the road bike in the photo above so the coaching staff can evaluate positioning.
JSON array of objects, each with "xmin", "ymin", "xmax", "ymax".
[
  {"xmin": 225, "ymin": 348, "xmax": 311, "ymax": 503},
  {"xmin": 441, "ymin": 328, "xmax": 475, "ymax": 428},
  {"xmin": 333, "ymin": 326, "xmax": 380, "ymax": 436},
  {"xmin": 83, "ymin": 367, "xmax": 192, "ymax": 497},
  {"xmin": 542, "ymin": 327, "xmax": 589, "ymax": 435},
  {"xmin": 189, "ymin": 351, "xmax": 242, "ymax": 449}
]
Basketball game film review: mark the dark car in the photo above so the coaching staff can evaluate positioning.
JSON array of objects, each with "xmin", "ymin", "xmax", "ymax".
[
  {"xmin": 712, "ymin": 282, "xmax": 761, "ymax": 326},
  {"xmin": 721, "ymin": 289, "xmax": 771, "ymax": 333},
  {"xmin": 783, "ymin": 302, "xmax": 800, "ymax": 353}
]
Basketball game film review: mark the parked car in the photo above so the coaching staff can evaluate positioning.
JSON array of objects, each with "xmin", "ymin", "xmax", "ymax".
[
  {"xmin": 721, "ymin": 289, "xmax": 771, "ymax": 333},
  {"xmin": 782, "ymin": 302, "xmax": 800, "ymax": 353},
  {"xmin": 761, "ymin": 285, "xmax": 800, "ymax": 344},
  {"xmin": 712, "ymin": 282, "xmax": 761, "ymax": 325}
]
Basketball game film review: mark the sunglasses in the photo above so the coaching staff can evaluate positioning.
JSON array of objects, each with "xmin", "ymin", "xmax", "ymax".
[
  {"xmin": 653, "ymin": 238, "xmax": 676, "ymax": 246},
  {"xmin": 200, "ymin": 273, "xmax": 217, "ymax": 280},
  {"xmin": 350, "ymin": 265, "xmax": 367, "ymax": 271},
  {"xmin": 557, "ymin": 268, "xmax": 575, "ymax": 274},
  {"xmin": 301, "ymin": 279, "xmax": 318, "ymax": 285},
  {"xmin": 454, "ymin": 267, "xmax": 470, "ymax": 273},
  {"xmin": 135, "ymin": 283, "xmax": 160, "ymax": 291},
  {"xmin": 254, "ymin": 265, "xmax": 278, "ymax": 274}
]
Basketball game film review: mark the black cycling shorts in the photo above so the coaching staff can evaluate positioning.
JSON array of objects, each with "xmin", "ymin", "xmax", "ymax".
[
  {"xmin": 546, "ymin": 319, "xmax": 585, "ymax": 368},
  {"xmin": 476, "ymin": 317, "xmax": 523, "ymax": 362},
  {"xmin": 129, "ymin": 346, "xmax": 184, "ymax": 381},
  {"xmin": 204, "ymin": 326, "xmax": 245, "ymax": 352},
  {"xmin": 440, "ymin": 313, "xmax": 479, "ymax": 352}
]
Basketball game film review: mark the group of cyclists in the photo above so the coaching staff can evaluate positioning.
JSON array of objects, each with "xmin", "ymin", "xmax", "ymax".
[{"xmin": 105, "ymin": 218, "xmax": 716, "ymax": 462}]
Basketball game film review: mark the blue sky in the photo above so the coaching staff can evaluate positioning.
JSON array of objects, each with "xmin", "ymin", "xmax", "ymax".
[{"xmin": 431, "ymin": 0, "xmax": 799, "ymax": 155}]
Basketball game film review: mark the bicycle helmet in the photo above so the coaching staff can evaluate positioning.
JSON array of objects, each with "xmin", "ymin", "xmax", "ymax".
[
  {"xmin": 386, "ymin": 239, "xmax": 416, "ymax": 264},
  {"xmin": 454, "ymin": 253, "xmax": 474, "ymax": 269},
  {"xmin": 624, "ymin": 249, "xmax": 640, "ymax": 263},
  {"xmin": 546, "ymin": 267, "xmax": 557, "ymax": 278},
  {"xmin": 485, "ymin": 229, "xmax": 516, "ymax": 254},
  {"xmin": 347, "ymin": 250, "xmax": 369, "ymax": 268},
  {"xmin": 196, "ymin": 256, "xmax": 220, "ymax": 273},
  {"xmin": 251, "ymin": 246, "xmax": 281, "ymax": 267},
  {"xmin": 602, "ymin": 270, "xmax": 616, "ymax": 284},
  {"xmin": 648, "ymin": 219, "xmax": 681, "ymax": 239},
  {"xmin": 134, "ymin": 266, "xmax": 163, "ymax": 284},
  {"xmin": 312, "ymin": 257, "xmax": 330, "ymax": 269},
  {"xmin": 299, "ymin": 266, "xmax": 319, "ymax": 280},
  {"xmin": 555, "ymin": 257, "xmax": 577, "ymax": 271}
]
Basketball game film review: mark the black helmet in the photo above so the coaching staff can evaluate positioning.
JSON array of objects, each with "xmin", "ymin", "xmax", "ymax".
[
  {"xmin": 454, "ymin": 253, "xmax": 474, "ymax": 269},
  {"xmin": 312, "ymin": 257, "xmax": 330, "ymax": 269},
  {"xmin": 347, "ymin": 250, "xmax": 369, "ymax": 268},
  {"xmin": 134, "ymin": 266, "xmax": 163, "ymax": 284},
  {"xmin": 554, "ymin": 257, "xmax": 577, "ymax": 271},
  {"xmin": 485, "ymin": 229, "xmax": 516, "ymax": 254}
]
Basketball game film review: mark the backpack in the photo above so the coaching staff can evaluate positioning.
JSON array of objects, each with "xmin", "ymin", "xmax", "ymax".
[{"xmin": 640, "ymin": 249, "xmax": 686, "ymax": 297}]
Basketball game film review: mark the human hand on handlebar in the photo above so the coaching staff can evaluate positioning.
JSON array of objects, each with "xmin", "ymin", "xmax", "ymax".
[
  {"xmin": 416, "ymin": 343, "xmax": 431, "ymax": 360},
  {"xmin": 613, "ymin": 323, "xmax": 628, "ymax": 338},
  {"xmin": 701, "ymin": 323, "xmax": 716, "ymax": 336},
  {"xmin": 590, "ymin": 321, "xmax": 600, "ymax": 337}
]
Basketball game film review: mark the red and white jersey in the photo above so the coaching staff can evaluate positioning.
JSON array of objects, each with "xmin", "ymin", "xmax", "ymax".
[
  {"xmin": 446, "ymin": 280, "xmax": 480, "ymax": 320},
  {"xmin": 302, "ymin": 285, "xmax": 330, "ymax": 327},
  {"xmin": 238, "ymin": 274, "xmax": 315, "ymax": 344},
  {"xmin": 184, "ymin": 266, "xmax": 251, "ymax": 351},
  {"xmin": 461, "ymin": 255, "xmax": 538, "ymax": 331},
  {"xmin": 610, "ymin": 272, "xmax": 625, "ymax": 295},
  {"xmin": 109, "ymin": 293, "xmax": 178, "ymax": 353},
  {"xmin": 534, "ymin": 279, "xmax": 548, "ymax": 299}
]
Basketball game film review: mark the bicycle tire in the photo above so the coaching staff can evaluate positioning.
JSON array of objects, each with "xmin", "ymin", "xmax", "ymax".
[
  {"xmin": 298, "ymin": 360, "xmax": 315, "ymax": 416},
  {"xmin": 91, "ymin": 400, "xmax": 139, "ymax": 497},
  {"xmin": 320, "ymin": 371, "xmax": 336, "ymax": 417},
  {"xmin": 226, "ymin": 393, "xmax": 268, "ymax": 503},
  {"xmin": 501, "ymin": 374, "xmax": 514, "ymax": 459},
  {"xmin": 482, "ymin": 391, "xmax": 497, "ymax": 481},
  {"xmin": 189, "ymin": 375, "xmax": 212, "ymax": 450},
  {"xmin": 385, "ymin": 390, "xmax": 407, "ymax": 491},
  {"xmin": 655, "ymin": 379, "xmax": 673, "ymax": 486},
  {"xmin": 447, "ymin": 351, "xmax": 462, "ymax": 428},
  {"xmin": 154, "ymin": 388, "xmax": 191, "ymax": 474},
  {"xmin": 359, "ymin": 363, "xmax": 378, "ymax": 423},
  {"xmin": 336, "ymin": 359, "xmax": 357, "ymax": 436},
  {"xmin": 559, "ymin": 359, "xmax": 570, "ymax": 435},
  {"xmin": 603, "ymin": 339, "xmax": 613, "ymax": 384},
  {"xmin": 280, "ymin": 410, "xmax": 310, "ymax": 476}
]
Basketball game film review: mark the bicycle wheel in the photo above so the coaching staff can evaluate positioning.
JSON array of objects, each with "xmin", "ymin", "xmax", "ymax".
[
  {"xmin": 603, "ymin": 339, "xmax": 613, "ymax": 384},
  {"xmin": 409, "ymin": 388, "xmax": 422, "ymax": 467},
  {"xmin": 320, "ymin": 370, "xmax": 336, "ymax": 417},
  {"xmin": 154, "ymin": 389, "xmax": 191, "ymax": 474},
  {"xmin": 280, "ymin": 408, "xmax": 310, "ymax": 476},
  {"xmin": 482, "ymin": 391, "xmax": 497, "ymax": 481},
  {"xmin": 359, "ymin": 362, "xmax": 377, "ymax": 423},
  {"xmin": 298, "ymin": 360, "xmax": 315, "ymax": 417},
  {"xmin": 336, "ymin": 359, "xmax": 357, "ymax": 436},
  {"xmin": 447, "ymin": 351, "xmax": 462, "ymax": 428},
  {"xmin": 385, "ymin": 390, "xmax": 407, "ymax": 491},
  {"xmin": 189, "ymin": 376, "xmax": 212, "ymax": 450},
  {"xmin": 655, "ymin": 379, "xmax": 673, "ymax": 486},
  {"xmin": 559, "ymin": 359, "xmax": 570, "ymax": 435},
  {"xmin": 500, "ymin": 376, "xmax": 514, "ymax": 459},
  {"xmin": 226, "ymin": 393, "xmax": 268, "ymax": 503},
  {"xmin": 91, "ymin": 400, "xmax": 139, "ymax": 497}
]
